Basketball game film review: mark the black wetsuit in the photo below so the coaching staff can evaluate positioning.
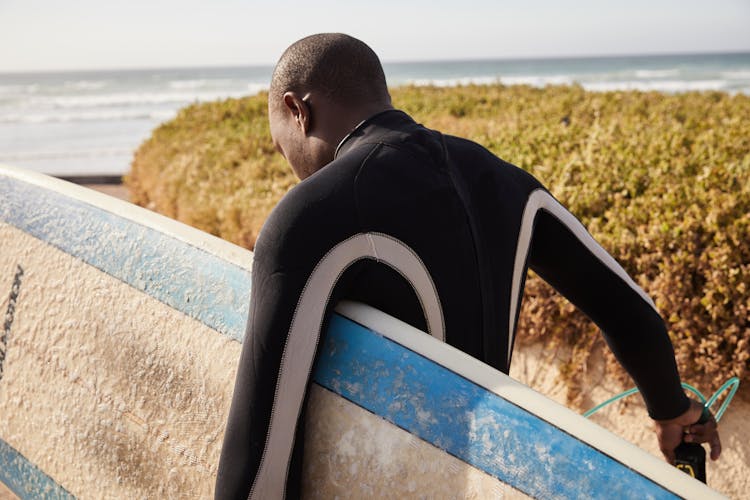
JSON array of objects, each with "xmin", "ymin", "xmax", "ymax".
[{"xmin": 215, "ymin": 109, "xmax": 690, "ymax": 499}]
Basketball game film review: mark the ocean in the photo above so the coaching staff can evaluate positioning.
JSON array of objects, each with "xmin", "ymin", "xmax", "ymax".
[{"xmin": 1, "ymin": 52, "xmax": 748, "ymax": 177}]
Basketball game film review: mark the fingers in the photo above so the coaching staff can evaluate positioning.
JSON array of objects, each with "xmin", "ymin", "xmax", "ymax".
[
  {"xmin": 655, "ymin": 421, "xmax": 683, "ymax": 465},
  {"xmin": 685, "ymin": 419, "xmax": 716, "ymax": 441},
  {"xmin": 683, "ymin": 414, "xmax": 722, "ymax": 460},
  {"xmin": 654, "ymin": 398, "xmax": 724, "ymax": 465},
  {"xmin": 659, "ymin": 442, "xmax": 677, "ymax": 465},
  {"xmin": 654, "ymin": 398, "xmax": 701, "ymax": 464},
  {"xmin": 709, "ymin": 431, "xmax": 722, "ymax": 460}
]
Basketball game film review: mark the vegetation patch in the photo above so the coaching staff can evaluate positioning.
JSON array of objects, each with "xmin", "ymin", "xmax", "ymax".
[{"xmin": 126, "ymin": 85, "xmax": 749, "ymax": 402}]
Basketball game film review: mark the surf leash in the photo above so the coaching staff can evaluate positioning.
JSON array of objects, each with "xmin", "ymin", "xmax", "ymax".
[{"xmin": 582, "ymin": 377, "xmax": 740, "ymax": 483}]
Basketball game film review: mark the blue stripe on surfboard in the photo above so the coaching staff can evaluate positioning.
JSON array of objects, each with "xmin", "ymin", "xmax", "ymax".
[
  {"xmin": 0, "ymin": 439, "xmax": 75, "ymax": 499},
  {"xmin": 313, "ymin": 315, "xmax": 677, "ymax": 500},
  {"xmin": 0, "ymin": 174, "xmax": 251, "ymax": 342}
]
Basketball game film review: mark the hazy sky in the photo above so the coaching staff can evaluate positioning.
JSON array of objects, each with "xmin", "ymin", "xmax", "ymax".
[{"xmin": 1, "ymin": 0, "xmax": 749, "ymax": 72}]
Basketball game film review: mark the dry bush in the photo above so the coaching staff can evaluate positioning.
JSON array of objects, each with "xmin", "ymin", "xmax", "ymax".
[{"xmin": 126, "ymin": 85, "xmax": 750, "ymax": 399}]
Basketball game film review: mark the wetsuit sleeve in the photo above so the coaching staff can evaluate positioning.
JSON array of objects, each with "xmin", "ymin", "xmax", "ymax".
[
  {"xmin": 526, "ymin": 195, "xmax": 690, "ymax": 420},
  {"xmin": 215, "ymin": 235, "xmax": 310, "ymax": 498},
  {"xmin": 215, "ymin": 149, "xmax": 396, "ymax": 498},
  {"xmin": 214, "ymin": 168, "xmax": 359, "ymax": 499}
]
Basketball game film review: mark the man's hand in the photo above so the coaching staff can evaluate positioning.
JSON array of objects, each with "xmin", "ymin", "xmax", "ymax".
[{"xmin": 654, "ymin": 398, "xmax": 722, "ymax": 465}]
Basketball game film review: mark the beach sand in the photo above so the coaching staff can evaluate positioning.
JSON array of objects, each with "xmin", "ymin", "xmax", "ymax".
[
  {"xmin": 84, "ymin": 183, "xmax": 129, "ymax": 202},
  {"xmin": 0, "ymin": 482, "xmax": 16, "ymax": 500},
  {"xmin": 511, "ymin": 343, "xmax": 748, "ymax": 499}
]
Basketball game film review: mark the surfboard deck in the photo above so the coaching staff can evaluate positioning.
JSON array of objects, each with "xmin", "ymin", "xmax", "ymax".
[{"xmin": 0, "ymin": 164, "xmax": 723, "ymax": 499}]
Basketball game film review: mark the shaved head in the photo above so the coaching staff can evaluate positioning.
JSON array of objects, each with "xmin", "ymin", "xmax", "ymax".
[
  {"xmin": 270, "ymin": 33, "xmax": 390, "ymax": 109},
  {"xmin": 267, "ymin": 34, "xmax": 393, "ymax": 179}
]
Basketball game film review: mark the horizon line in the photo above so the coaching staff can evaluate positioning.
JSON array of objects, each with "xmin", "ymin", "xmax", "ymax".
[{"xmin": 1, "ymin": 48, "xmax": 749, "ymax": 75}]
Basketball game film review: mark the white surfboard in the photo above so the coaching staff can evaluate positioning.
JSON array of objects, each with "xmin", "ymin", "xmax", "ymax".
[{"xmin": 0, "ymin": 164, "xmax": 723, "ymax": 499}]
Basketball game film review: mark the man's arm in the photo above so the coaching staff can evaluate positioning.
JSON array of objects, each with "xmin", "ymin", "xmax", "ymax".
[
  {"xmin": 215, "ymin": 255, "xmax": 311, "ymax": 499},
  {"xmin": 214, "ymin": 174, "xmax": 356, "ymax": 498},
  {"xmin": 525, "ymin": 194, "xmax": 721, "ymax": 461}
]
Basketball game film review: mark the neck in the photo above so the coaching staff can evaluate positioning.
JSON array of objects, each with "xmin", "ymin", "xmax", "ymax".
[{"xmin": 319, "ymin": 99, "xmax": 393, "ymax": 150}]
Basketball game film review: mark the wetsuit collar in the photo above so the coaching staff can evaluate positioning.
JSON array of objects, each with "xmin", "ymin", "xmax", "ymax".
[{"xmin": 333, "ymin": 109, "xmax": 415, "ymax": 160}]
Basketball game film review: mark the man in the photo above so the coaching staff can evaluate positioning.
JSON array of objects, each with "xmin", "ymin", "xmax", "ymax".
[{"xmin": 216, "ymin": 33, "xmax": 721, "ymax": 498}]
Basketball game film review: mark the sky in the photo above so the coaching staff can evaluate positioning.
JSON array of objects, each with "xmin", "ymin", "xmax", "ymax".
[{"xmin": 0, "ymin": 0, "xmax": 749, "ymax": 72}]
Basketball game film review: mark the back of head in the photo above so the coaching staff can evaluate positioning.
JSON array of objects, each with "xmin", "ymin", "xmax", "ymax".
[{"xmin": 270, "ymin": 33, "xmax": 390, "ymax": 109}]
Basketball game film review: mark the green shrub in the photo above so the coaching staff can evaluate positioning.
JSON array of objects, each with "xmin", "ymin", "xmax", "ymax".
[
  {"xmin": 127, "ymin": 94, "xmax": 295, "ymax": 249},
  {"xmin": 126, "ymin": 85, "xmax": 750, "ymax": 400}
]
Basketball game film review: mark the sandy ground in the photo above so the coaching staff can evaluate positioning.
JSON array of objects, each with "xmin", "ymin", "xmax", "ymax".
[
  {"xmin": 0, "ymin": 482, "xmax": 15, "ymax": 500},
  {"xmin": 510, "ymin": 343, "xmax": 748, "ymax": 499},
  {"xmin": 84, "ymin": 183, "xmax": 129, "ymax": 202}
]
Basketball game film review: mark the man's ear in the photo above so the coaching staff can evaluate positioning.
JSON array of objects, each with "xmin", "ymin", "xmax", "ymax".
[{"xmin": 282, "ymin": 92, "xmax": 311, "ymax": 135}]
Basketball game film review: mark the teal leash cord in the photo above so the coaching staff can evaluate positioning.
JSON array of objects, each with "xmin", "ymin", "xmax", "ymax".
[{"xmin": 583, "ymin": 377, "xmax": 740, "ymax": 421}]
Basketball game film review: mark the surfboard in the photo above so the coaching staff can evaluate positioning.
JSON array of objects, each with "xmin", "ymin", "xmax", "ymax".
[{"xmin": 0, "ymin": 163, "xmax": 723, "ymax": 499}]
